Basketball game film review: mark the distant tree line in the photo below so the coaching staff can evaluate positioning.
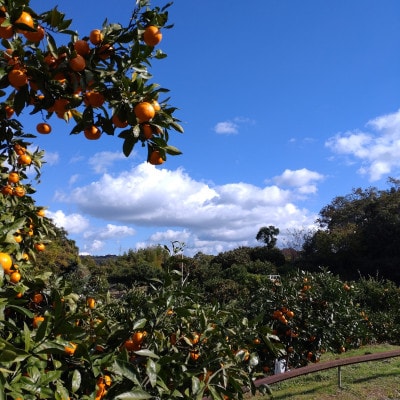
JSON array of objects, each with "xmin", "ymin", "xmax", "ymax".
[{"xmin": 38, "ymin": 178, "xmax": 400, "ymax": 305}]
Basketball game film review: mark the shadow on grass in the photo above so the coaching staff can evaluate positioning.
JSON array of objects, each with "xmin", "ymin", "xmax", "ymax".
[{"xmin": 266, "ymin": 370, "xmax": 400, "ymax": 400}]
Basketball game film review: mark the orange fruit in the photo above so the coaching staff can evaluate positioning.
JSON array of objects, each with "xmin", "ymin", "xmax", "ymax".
[
  {"xmin": 112, "ymin": 114, "xmax": 128, "ymax": 128},
  {"xmin": 24, "ymin": 25, "xmax": 45, "ymax": 42},
  {"xmin": 13, "ymin": 233, "xmax": 22, "ymax": 243},
  {"xmin": 132, "ymin": 331, "xmax": 145, "ymax": 345},
  {"xmin": 89, "ymin": 29, "xmax": 103, "ymax": 45},
  {"xmin": 103, "ymin": 375, "xmax": 112, "ymax": 387},
  {"xmin": 189, "ymin": 351, "xmax": 200, "ymax": 361},
  {"xmin": 134, "ymin": 102, "xmax": 155, "ymax": 123},
  {"xmin": 8, "ymin": 171, "xmax": 19, "ymax": 183},
  {"xmin": 84, "ymin": 125, "xmax": 101, "ymax": 140},
  {"xmin": 1, "ymin": 185, "xmax": 13, "ymax": 195},
  {"xmin": 74, "ymin": 39, "xmax": 90, "ymax": 56},
  {"xmin": 33, "ymin": 315, "xmax": 44, "ymax": 328},
  {"xmin": 190, "ymin": 332, "xmax": 200, "ymax": 345},
  {"xmin": 36, "ymin": 122, "xmax": 51, "ymax": 134},
  {"xmin": 149, "ymin": 150, "xmax": 164, "ymax": 165},
  {"xmin": 34, "ymin": 243, "xmax": 45, "ymax": 252},
  {"xmin": 142, "ymin": 124, "xmax": 153, "ymax": 140},
  {"xmin": 87, "ymin": 297, "xmax": 96, "ymax": 309},
  {"xmin": 8, "ymin": 68, "xmax": 28, "ymax": 88},
  {"xmin": 84, "ymin": 91, "xmax": 105, "ymax": 108},
  {"xmin": 37, "ymin": 209, "xmax": 46, "ymax": 217},
  {"xmin": 286, "ymin": 310, "xmax": 295, "ymax": 318},
  {"xmin": 97, "ymin": 43, "xmax": 113, "ymax": 60},
  {"xmin": 14, "ymin": 143, "xmax": 25, "ymax": 155},
  {"xmin": 0, "ymin": 17, "xmax": 13, "ymax": 39},
  {"xmin": 64, "ymin": 342, "xmax": 77, "ymax": 356},
  {"xmin": 0, "ymin": 252, "xmax": 12, "ymax": 273},
  {"xmin": 69, "ymin": 54, "xmax": 86, "ymax": 72},
  {"xmin": 5, "ymin": 105, "xmax": 14, "ymax": 118},
  {"xmin": 13, "ymin": 186, "xmax": 25, "ymax": 197},
  {"xmin": 17, "ymin": 153, "xmax": 32, "ymax": 165},
  {"xmin": 32, "ymin": 292, "xmax": 44, "ymax": 303},
  {"xmin": 49, "ymin": 98, "xmax": 69, "ymax": 114},
  {"xmin": 10, "ymin": 271, "xmax": 21, "ymax": 283},
  {"xmin": 152, "ymin": 100, "xmax": 161, "ymax": 111},
  {"xmin": 124, "ymin": 339, "xmax": 141, "ymax": 351},
  {"xmin": 14, "ymin": 11, "xmax": 34, "ymax": 32},
  {"xmin": 143, "ymin": 25, "xmax": 162, "ymax": 46}
]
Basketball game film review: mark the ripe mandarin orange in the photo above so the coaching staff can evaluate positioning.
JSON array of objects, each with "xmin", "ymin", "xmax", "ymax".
[
  {"xmin": 143, "ymin": 25, "xmax": 162, "ymax": 46},
  {"xmin": 10, "ymin": 271, "xmax": 21, "ymax": 283},
  {"xmin": 69, "ymin": 54, "xmax": 86, "ymax": 72},
  {"xmin": 14, "ymin": 11, "xmax": 34, "ymax": 32},
  {"xmin": 89, "ymin": 29, "xmax": 103, "ymax": 45},
  {"xmin": 0, "ymin": 17, "xmax": 13, "ymax": 39},
  {"xmin": 24, "ymin": 25, "xmax": 45, "ymax": 42},
  {"xmin": 0, "ymin": 252, "xmax": 12, "ymax": 273},
  {"xmin": 17, "ymin": 153, "xmax": 32, "ymax": 165},
  {"xmin": 74, "ymin": 39, "xmax": 90, "ymax": 56},
  {"xmin": 149, "ymin": 150, "xmax": 164, "ymax": 165},
  {"xmin": 8, "ymin": 171, "xmax": 19, "ymax": 183},
  {"xmin": 112, "ymin": 114, "xmax": 128, "ymax": 128},
  {"xmin": 36, "ymin": 122, "xmax": 51, "ymax": 134},
  {"xmin": 84, "ymin": 125, "xmax": 101, "ymax": 140},
  {"xmin": 8, "ymin": 69, "xmax": 28, "ymax": 88},
  {"xmin": 134, "ymin": 102, "xmax": 155, "ymax": 123}
]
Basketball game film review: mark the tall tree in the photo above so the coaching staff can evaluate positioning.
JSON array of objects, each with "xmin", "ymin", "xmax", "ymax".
[{"xmin": 256, "ymin": 225, "xmax": 280, "ymax": 249}]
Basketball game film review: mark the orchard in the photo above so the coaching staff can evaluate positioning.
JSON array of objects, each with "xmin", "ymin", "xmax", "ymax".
[{"xmin": 0, "ymin": 0, "xmax": 399, "ymax": 399}]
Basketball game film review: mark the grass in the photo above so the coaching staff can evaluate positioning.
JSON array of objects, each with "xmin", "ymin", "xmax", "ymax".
[{"xmin": 248, "ymin": 343, "xmax": 400, "ymax": 400}]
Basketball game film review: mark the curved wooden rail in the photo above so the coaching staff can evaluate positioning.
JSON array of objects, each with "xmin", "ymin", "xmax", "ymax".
[
  {"xmin": 203, "ymin": 348, "xmax": 400, "ymax": 399},
  {"xmin": 254, "ymin": 348, "xmax": 400, "ymax": 387}
]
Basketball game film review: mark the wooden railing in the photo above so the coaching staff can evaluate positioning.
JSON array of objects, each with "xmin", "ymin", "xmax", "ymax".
[
  {"xmin": 203, "ymin": 348, "xmax": 400, "ymax": 399},
  {"xmin": 254, "ymin": 349, "xmax": 400, "ymax": 388}
]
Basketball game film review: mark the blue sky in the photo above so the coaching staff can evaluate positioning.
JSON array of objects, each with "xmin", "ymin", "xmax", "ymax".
[{"xmin": 21, "ymin": 0, "xmax": 400, "ymax": 255}]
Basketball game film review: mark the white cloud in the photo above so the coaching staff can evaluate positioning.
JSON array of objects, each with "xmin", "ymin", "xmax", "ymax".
[
  {"xmin": 81, "ymin": 239, "xmax": 105, "ymax": 255},
  {"xmin": 47, "ymin": 210, "xmax": 90, "ymax": 234},
  {"xmin": 83, "ymin": 224, "xmax": 136, "ymax": 240},
  {"xmin": 58, "ymin": 162, "xmax": 318, "ymax": 253},
  {"xmin": 214, "ymin": 121, "xmax": 239, "ymax": 134},
  {"xmin": 44, "ymin": 151, "xmax": 59, "ymax": 166},
  {"xmin": 326, "ymin": 109, "xmax": 400, "ymax": 181},
  {"xmin": 273, "ymin": 168, "xmax": 324, "ymax": 195},
  {"xmin": 88, "ymin": 151, "xmax": 127, "ymax": 173}
]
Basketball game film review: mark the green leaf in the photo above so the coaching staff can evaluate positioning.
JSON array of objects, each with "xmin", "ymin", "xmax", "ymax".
[
  {"xmin": 113, "ymin": 359, "xmax": 140, "ymax": 384},
  {"xmin": 114, "ymin": 389, "xmax": 152, "ymax": 399},
  {"xmin": 122, "ymin": 138, "xmax": 136, "ymax": 157},
  {"xmin": 146, "ymin": 358, "xmax": 157, "ymax": 387},
  {"xmin": 13, "ymin": 84, "xmax": 28, "ymax": 116},
  {"xmin": 170, "ymin": 121, "xmax": 184, "ymax": 133},
  {"xmin": 135, "ymin": 349, "xmax": 159, "ymax": 359},
  {"xmin": 164, "ymin": 145, "xmax": 182, "ymax": 156},
  {"xmin": 46, "ymin": 32, "xmax": 58, "ymax": 57},
  {"xmin": 71, "ymin": 369, "xmax": 81, "ymax": 393},
  {"xmin": 7, "ymin": 305, "xmax": 34, "ymax": 319},
  {"xmin": 132, "ymin": 318, "xmax": 147, "ymax": 330}
]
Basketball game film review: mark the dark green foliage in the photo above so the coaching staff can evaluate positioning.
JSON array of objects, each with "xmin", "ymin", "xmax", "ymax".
[
  {"xmin": 301, "ymin": 180, "xmax": 400, "ymax": 283},
  {"xmin": 256, "ymin": 225, "xmax": 280, "ymax": 249}
]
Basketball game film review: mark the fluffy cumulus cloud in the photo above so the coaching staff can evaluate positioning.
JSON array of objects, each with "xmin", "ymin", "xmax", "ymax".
[
  {"xmin": 213, "ymin": 116, "xmax": 255, "ymax": 135},
  {"xmin": 273, "ymin": 168, "xmax": 325, "ymax": 195},
  {"xmin": 58, "ymin": 163, "xmax": 319, "ymax": 254},
  {"xmin": 46, "ymin": 210, "xmax": 90, "ymax": 234},
  {"xmin": 83, "ymin": 224, "xmax": 136, "ymax": 240},
  {"xmin": 326, "ymin": 109, "xmax": 400, "ymax": 181},
  {"xmin": 214, "ymin": 121, "xmax": 239, "ymax": 134}
]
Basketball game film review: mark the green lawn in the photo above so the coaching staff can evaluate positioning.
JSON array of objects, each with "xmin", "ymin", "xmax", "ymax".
[{"xmin": 249, "ymin": 343, "xmax": 400, "ymax": 400}]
